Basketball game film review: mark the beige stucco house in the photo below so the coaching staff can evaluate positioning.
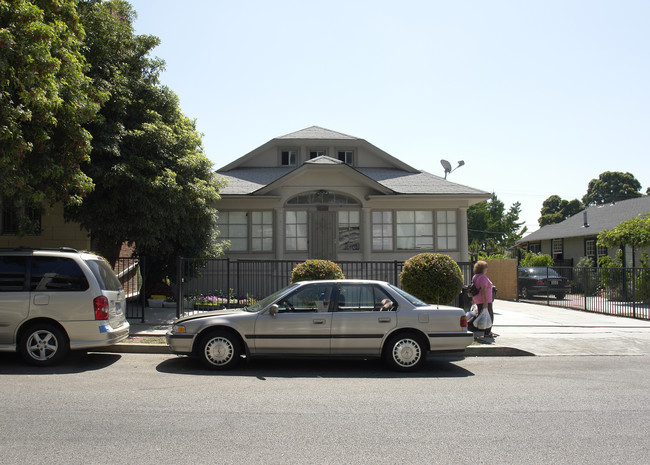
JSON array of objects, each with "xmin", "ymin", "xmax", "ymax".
[
  {"xmin": 0, "ymin": 202, "xmax": 90, "ymax": 250},
  {"xmin": 215, "ymin": 126, "xmax": 490, "ymax": 262}
]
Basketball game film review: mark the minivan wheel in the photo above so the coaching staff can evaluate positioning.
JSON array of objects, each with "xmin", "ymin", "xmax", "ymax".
[
  {"xmin": 383, "ymin": 332, "xmax": 427, "ymax": 372},
  {"xmin": 19, "ymin": 324, "xmax": 69, "ymax": 366},
  {"xmin": 199, "ymin": 330, "xmax": 242, "ymax": 370}
]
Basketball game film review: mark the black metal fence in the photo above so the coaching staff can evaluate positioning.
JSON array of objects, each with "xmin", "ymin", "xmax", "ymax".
[
  {"xmin": 176, "ymin": 258, "xmax": 476, "ymax": 318},
  {"xmin": 115, "ymin": 256, "xmax": 145, "ymax": 321},
  {"xmin": 519, "ymin": 266, "xmax": 650, "ymax": 320}
]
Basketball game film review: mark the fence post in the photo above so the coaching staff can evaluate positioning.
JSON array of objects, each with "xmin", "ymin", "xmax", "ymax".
[
  {"xmin": 176, "ymin": 256, "xmax": 183, "ymax": 319},
  {"xmin": 226, "ymin": 258, "xmax": 231, "ymax": 309},
  {"xmin": 139, "ymin": 256, "xmax": 146, "ymax": 323},
  {"xmin": 393, "ymin": 261, "xmax": 399, "ymax": 285}
]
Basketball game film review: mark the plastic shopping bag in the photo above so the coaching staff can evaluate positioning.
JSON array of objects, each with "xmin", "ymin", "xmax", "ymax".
[
  {"xmin": 474, "ymin": 307, "xmax": 492, "ymax": 330},
  {"xmin": 466, "ymin": 304, "xmax": 479, "ymax": 323}
]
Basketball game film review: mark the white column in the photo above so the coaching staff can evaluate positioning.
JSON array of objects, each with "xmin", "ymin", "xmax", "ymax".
[
  {"xmin": 362, "ymin": 207, "xmax": 371, "ymax": 260},
  {"xmin": 275, "ymin": 208, "xmax": 284, "ymax": 259},
  {"xmin": 458, "ymin": 207, "xmax": 469, "ymax": 261}
]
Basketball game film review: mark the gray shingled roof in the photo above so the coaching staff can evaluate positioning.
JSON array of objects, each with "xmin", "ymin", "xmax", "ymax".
[
  {"xmin": 517, "ymin": 196, "xmax": 650, "ymax": 243},
  {"xmin": 277, "ymin": 126, "xmax": 358, "ymax": 140},
  {"xmin": 217, "ymin": 163, "xmax": 489, "ymax": 196}
]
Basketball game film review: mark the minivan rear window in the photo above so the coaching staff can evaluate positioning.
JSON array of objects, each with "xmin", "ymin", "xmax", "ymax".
[
  {"xmin": 31, "ymin": 257, "xmax": 89, "ymax": 291},
  {"xmin": 85, "ymin": 259, "xmax": 123, "ymax": 291}
]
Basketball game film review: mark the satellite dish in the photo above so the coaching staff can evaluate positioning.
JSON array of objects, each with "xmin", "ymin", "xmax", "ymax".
[{"xmin": 440, "ymin": 159, "xmax": 465, "ymax": 179}]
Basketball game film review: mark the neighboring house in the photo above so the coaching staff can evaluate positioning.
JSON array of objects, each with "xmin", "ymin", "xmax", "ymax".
[
  {"xmin": 215, "ymin": 126, "xmax": 490, "ymax": 263},
  {"xmin": 0, "ymin": 201, "xmax": 91, "ymax": 250},
  {"xmin": 516, "ymin": 196, "xmax": 650, "ymax": 266}
]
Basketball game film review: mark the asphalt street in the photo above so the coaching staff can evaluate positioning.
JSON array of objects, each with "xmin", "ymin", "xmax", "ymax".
[{"xmin": 1, "ymin": 353, "xmax": 648, "ymax": 464}]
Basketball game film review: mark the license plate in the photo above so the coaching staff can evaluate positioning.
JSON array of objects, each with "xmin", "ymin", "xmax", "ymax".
[{"xmin": 551, "ymin": 280, "xmax": 558, "ymax": 285}]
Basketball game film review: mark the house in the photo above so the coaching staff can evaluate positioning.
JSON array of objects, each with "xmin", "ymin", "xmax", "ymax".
[
  {"xmin": 0, "ymin": 201, "xmax": 91, "ymax": 250},
  {"xmin": 516, "ymin": 196, "xmax": 650, "ymax": 266},
  {"xmin": 215, "ymin": 126, "xmax": 490, "ymax": 263}
]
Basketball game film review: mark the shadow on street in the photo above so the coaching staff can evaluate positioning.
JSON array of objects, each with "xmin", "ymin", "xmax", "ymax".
[
  {"xmin": 0, "ymin": 351, "xmax": 122, "ymax": 375},
  {"xmin": 156, "ymin": 355, "xmax": 474, "ymax": 379}
]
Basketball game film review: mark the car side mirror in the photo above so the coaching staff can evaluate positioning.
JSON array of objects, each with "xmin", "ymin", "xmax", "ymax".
[{"xmin": 268, "ymin": 304, "xmax": 279, "ymax": 316}]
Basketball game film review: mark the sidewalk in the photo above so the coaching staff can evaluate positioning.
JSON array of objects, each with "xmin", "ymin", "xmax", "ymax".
[{"xmin": 106, "ymin": 300, "xmax": 650, "ymax": 356}]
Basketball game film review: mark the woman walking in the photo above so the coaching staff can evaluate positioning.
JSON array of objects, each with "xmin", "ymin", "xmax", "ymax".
[{"xmin": 472, "ymin": 260, "xmax": 495, "ymax": 340}]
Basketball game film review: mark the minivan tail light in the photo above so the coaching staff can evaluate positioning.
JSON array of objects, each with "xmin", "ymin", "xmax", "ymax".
[
  {"xmin": 460, "ymin": 314, "xmax": 468, "ymax": 328},
  {"xmin": 94, "ymin": 296, "xmax": 109, "ymax": 320}
]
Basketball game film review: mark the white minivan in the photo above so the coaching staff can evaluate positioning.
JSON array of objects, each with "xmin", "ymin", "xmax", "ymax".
[{"xmin": 0, "ymin": 247, "xmax": 130, "ymax": 365}]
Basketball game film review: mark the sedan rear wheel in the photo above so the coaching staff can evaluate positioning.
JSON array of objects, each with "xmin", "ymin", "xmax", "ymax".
[
  {"xmin": 199, "ymin": 330, "xmax": 242, "ymax": 370},
  {"xmin": 383, "ymin": 332, "xmax": 426, "ymax": 372}
]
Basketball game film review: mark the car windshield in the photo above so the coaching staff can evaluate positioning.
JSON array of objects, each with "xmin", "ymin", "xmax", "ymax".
[
  {"xmin": 244, "ymin": 284, "xmax": 300, "ymax": 313},
  {"xmin": 388, "ymin": 284, "xmax": 427, "ymax": 307}
]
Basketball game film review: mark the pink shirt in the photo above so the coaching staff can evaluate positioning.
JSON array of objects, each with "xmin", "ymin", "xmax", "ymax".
[{"xmin": 472, "ymin": 273, "xmax": 493, "ymax": 304}]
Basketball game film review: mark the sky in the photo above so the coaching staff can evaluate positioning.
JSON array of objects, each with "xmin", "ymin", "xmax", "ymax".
[{"xmin": 127, "ymin": 0, "xmax": 649, "ymax": 234}]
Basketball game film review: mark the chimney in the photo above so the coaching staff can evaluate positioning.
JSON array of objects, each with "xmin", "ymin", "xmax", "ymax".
[{"xmin": 583, "ymin": 211, "xmax": 589, "ymax": 228}]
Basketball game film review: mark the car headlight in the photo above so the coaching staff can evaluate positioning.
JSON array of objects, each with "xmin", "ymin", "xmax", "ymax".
[{"xmin": 172, "ymin": 325, "xmax": 186, "ymax": 333}]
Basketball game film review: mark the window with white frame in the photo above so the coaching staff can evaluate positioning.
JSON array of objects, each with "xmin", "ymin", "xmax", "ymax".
[
  {"xmin": 396, "ymin": 211, "xmax": 433, "ymax": 250},
  {"xmin": 281, "ymin": 150, "xmax": 297, "ymax": 166},
  {"xmin": 338, "ymin": 150, "xmax": 353, "ymax": 165},
  {"xmin": 251, "ymin": 211, "xmax": 273, "ymax": 252},
  {"xmin": 585, "ymin": 239, "xmax": 596, "ymax": 259},
  {"xmin": 597, "ymin": 244, "xmax": 608, "ymax": 258},
  {"xmin": 338, "ymin": 210, "xmax": 360, "ymax": 251},
  {"xmin": 436, "ymin": 210, "xmax": 457, "ymax": 250},
  {"xmin": 309, "ymin": 150, "xmax": 326, "ymax": 159},
  {"xmin": 372, "ymin": 211, "xmax": 393, "ymax": 251},
  {"xmin": 552, "ymin": 238, "xmax": 563, "ymax": 257},
  {"xmin": 217, "ymin": 211, "xmax": 248, "ymax": 251},
  {"xmin": 285, "ymin": 211, "xmax": 308, "ymax": 251}
]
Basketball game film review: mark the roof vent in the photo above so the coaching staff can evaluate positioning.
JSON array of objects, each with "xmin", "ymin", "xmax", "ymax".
[{"xmin": 583, "ymin": 211, "xmax": 589, "ymax": 228}]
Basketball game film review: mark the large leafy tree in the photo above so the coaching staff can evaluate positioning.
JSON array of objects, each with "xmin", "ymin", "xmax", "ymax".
[
  {"xmin": 538, "ymin": 195, "xmax": 583, "ymax": 227},
  {"xmin": 0, "ymin": 0, "xmax": 104, "ymax": 221},
  {"xmin": 468, "ymin": 193, "xmax": 526, "ymax": 255},
  {"xmin": 67, "ymin": 0, "xmax": 223, "ymax": 269},
  {"xmin": 582, "ymin": 171, "xmax": 643, "ymax": 206}
]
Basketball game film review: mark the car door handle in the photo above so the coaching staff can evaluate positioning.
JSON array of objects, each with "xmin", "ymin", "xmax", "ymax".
[
  {"xmin": 378, "ymin": 317, "xmax": 392, "ymax": 323},
  {"xmin": 313, "ymin": 319, "xmax": 326, "ymax": 325}
]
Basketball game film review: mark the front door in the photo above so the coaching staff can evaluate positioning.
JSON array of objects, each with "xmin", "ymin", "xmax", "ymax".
[{"xmin": 309, "ymin": 210, "xmax": 337, "ymax": 260}]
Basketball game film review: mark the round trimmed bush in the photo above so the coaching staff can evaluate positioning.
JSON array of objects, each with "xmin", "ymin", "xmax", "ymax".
[
  {"xmin": 290, "ymin": 259, "xmax": 345, "ymax": 283},
  {"xmin": 400, "ymin": 253, "xmax": 463, "ymax": 304}
]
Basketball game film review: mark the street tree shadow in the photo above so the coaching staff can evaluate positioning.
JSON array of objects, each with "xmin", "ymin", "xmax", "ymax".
[
  {"xmin": 156, "ymin": 355, "xmax": 474, "ymax": 379},
  {"xmin": 0, "ymin": 351, "xmax": 122, "ymax": 375}
]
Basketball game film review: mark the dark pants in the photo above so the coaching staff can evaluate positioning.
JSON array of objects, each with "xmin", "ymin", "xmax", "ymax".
[{"xmin": 477, "ymin": 302, "xmax": 494, "ymax": 336}]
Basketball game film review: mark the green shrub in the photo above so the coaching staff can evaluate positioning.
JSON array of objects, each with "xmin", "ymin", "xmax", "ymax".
[
  {"xmin": 290, "ymin": 259, "xmax": 345, "ymax": 283},
  {"xmin": 400, "ymin": 253, "xmax": 463, "ymax": 305},
  {"xmin": 520, "ymin": 252, "xmax": 554, "ymax": 267}
]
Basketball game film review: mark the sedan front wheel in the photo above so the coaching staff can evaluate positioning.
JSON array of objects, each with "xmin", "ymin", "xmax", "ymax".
[{"xmin": 199, "ymin": 330, "xmax": 242, "ymax": 370}]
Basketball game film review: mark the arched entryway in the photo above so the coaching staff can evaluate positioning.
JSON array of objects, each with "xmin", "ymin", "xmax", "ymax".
[{"xmin": 285, "ymin": 190, "xmax": 360, "ymax": 260}]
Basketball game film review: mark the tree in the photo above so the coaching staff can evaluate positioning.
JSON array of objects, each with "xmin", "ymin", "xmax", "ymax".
[
  {"xmin": 66, "ymin": 0, "xmax": 223, "ymax": 270},
  {"xmin": 538, "ymin": 195, "xmax": 583, "ymax": 227},
  {"xmin": 468, "ymin": 193, "xmax": 526, "ymax": 255},
  {"xmin": 0, "ymin": 0, "xmax": 104, "ymax": 224},
  {"xmin": 597, "ymin": 213, "xmax": 650, "ymax": 266},
  {"xmin": 582, "ymin": 171, "xmax": 642, "ymax": 206}
]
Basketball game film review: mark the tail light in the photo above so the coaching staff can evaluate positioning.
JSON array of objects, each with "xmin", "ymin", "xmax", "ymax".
[
  {"xmin": 460, "ymin": 314, "xmax": 468, "ymax": 328},
  {"xmin": 536, "ymin": 280, "xmax": 545, "ymax": 286},
  {"xmin": 94, "ymin": 296, "xmax": 109, "ymax": 320}
]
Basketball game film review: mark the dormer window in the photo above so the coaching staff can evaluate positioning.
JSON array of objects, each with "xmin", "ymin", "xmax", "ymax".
[
  {"xmin": 338, "ymin": 150, "xmax": 353, "ymax": 165},
  {"xmin": 281, "ymin": 150, "xmax": 297, "ymax": 166},
  {"xmin": 309, "ymin": 150, "xmax": 326, "ymax": 159}
]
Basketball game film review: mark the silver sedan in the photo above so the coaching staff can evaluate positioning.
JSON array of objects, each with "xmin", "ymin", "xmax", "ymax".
[{"xmin": 166, "ymin": 280, "xmax": 473, "ymax": 371}]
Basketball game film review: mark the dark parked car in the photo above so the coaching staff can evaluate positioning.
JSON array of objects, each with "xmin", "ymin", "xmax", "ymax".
[{"xmin": 518, "ymin": 267, "xmax": 571, "ymax": 300}]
